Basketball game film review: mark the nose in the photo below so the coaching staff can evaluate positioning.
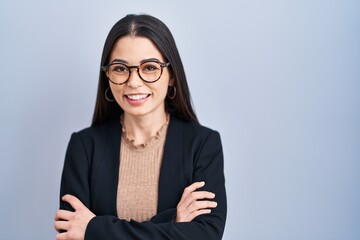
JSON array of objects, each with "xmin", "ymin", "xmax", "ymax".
[{"xmin": 126, "ymin": 68, "xmax": 143, "ymax": 88}]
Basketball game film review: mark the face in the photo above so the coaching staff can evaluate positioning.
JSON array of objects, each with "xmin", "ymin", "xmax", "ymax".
[{"xmin": 107, "ymin": 36, "xmax": 173, "ymax": 119}]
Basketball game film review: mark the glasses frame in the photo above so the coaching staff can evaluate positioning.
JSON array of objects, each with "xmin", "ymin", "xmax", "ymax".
[{"xmin": 102, "ymin": 60, "xmax": 171, "ymax": 85}]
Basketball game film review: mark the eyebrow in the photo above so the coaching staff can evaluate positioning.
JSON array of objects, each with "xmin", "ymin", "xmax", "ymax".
[{"xmin": 111, "ymin": 58, "xmax": 162, "ymax": 65}]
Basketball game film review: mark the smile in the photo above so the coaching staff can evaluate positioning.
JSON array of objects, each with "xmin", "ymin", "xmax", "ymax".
[
  {"xmin": 125, "ymin": 94, "xmax": 150, "ymax": 100},
  {"xmin": 124, "ymin": 93, "xmax": 151, "ymax": 105}
]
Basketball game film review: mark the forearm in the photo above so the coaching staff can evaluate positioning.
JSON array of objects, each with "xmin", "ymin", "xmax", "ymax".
[{"xmin": 85, "ymin": 213, "xmax": 226, "ymax": 240}]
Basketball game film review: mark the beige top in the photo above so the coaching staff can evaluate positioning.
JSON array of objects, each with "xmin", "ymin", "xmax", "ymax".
[{"xmin": 116, "ymin": 115, "xmax": 169, "ymax": 222}]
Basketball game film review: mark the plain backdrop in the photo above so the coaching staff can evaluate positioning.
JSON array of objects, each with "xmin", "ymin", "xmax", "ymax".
[{"xmin": 0, "ymin": 0, "xmax": 359, "ymax": 239}]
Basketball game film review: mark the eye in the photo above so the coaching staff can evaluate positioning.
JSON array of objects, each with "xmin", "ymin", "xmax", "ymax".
[
  {"xmin": 142, "ymin": 63, "xmax": 160, "ymax": 72},
  {"xmin": 112, "ymin": 64, "xmax": 128, "ymax": 74}
]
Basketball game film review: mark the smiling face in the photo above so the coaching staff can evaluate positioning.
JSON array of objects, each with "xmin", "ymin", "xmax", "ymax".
[{"xmin": 107, "ymin": 36, "xmax": 173, "ymax": 119}]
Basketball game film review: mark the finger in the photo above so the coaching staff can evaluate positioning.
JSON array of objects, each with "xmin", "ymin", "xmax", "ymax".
[
  {"xmin": 180, "ymin": 191, "xmax": 215, "ymax": 209},
  {"xmin": 187, "ymin": 200, "xmax": 217, "ymax": 213},
  {"xmin": 179, "ymin": 181, "xmax": 206, "ymax": 204},
  {"xmin": 192, "ymin": 191, "xmax": 215, "ymax": 200},
  {"xmin": 62, "ymin": 194, "xmax": 83, "ymax": 211},
  {"xmin": 186, "ymin": 209, "xmax": 212, "ymax": 222},
  {"xmin": 54, "ymin": 209, "xmax": 74, "ymax": 221},
  {"xmin": 185, "ymin": 191, "xmax": 215, "ymax": 204},
  {"xmin": 183, "ymin": 181, "xmax": 205, "ymax": 194},
  {"xmin": 54, "ymin": 220, "xmax": 70, "ymax": 232},
  {"xmin": 56, "ymin": 232, "xmax": 68, "ymax": 240}
]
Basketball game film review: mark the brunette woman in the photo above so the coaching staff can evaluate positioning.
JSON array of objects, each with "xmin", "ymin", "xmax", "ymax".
[{"xmin": 54, "ymin": 14, "xmax": 226, "ymax": 240}]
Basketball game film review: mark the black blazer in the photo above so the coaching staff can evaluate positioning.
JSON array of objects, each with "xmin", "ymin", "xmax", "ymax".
[{"xmin": 60, "ymin": 115, "xmax": 227, "ymax": 239}]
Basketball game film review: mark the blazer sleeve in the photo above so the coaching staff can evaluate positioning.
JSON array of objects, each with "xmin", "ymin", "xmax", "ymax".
[
  {"xmin": 59, "ymin": 133, "xmax": 91, "ymax": 211},
  {"xmin": 84, "ymin": 130, "xmax": 227, "ymax": 240}
]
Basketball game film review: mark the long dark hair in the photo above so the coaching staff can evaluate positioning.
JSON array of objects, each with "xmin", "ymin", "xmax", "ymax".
[{"xmin": 91, "ymin": 14, "xmax": 198, "ymax": 126}]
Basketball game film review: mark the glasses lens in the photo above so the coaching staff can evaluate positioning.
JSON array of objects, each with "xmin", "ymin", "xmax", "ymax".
[
  {"xmin": 108, "ymin": 63, "xmax": 129, "ymax": 84},
  {"xmin": 139, "ymin": 62, "xmax": 162, "ymax": 82}
]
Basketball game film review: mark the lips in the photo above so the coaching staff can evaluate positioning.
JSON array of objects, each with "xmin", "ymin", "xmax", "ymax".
[
  {"xmin": 124, "ymin": 93, "xmax": 150, "ymax": 105},
  {"xmin": 125, "ymin": 94, "xmax": 150, "ymax": 100}
]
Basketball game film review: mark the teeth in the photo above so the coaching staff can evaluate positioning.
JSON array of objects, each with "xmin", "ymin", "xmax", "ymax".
[{"xmin": 127, "ymin": 94, "xmax": 148, "ymax": 100}]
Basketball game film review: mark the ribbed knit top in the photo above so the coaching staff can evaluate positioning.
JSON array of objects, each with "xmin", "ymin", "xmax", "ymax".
[{"xmin": 116, "ymin": 115, "xmax": 169, "ymax": 222}]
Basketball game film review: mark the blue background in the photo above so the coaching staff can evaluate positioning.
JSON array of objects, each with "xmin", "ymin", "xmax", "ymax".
[{"xmin": 0, "ymin": 0, "xmax": 359, "ymax": 239}]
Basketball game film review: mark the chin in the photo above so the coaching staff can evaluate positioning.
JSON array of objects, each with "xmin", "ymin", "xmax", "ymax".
[{"xmin": 122, "ymin": 108, "xmax": 152, "ymax": 117}]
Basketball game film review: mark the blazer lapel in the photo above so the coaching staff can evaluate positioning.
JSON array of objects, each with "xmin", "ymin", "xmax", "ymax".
[
  {"xmin": 158, "ymin": 116, "xmax": 187, "ymax": 212},
  {"xmin": 91, "ymin": 119, "xmax": 122, "ymax": 216}
]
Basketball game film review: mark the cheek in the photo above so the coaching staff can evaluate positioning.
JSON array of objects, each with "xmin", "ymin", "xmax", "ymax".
[
  {"xmin": 109, "ymin": 85, "xmax": 118, "ymax": 96},
  {"xmin": 109, "ymin": 85, "xmax": 124, "ymax": 103},
  {"xmin": 156, "ymin": 81, "xmax": 170, "ymax": 98}
]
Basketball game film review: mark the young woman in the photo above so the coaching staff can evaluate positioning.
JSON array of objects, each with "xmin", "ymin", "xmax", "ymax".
[{"xmin": 54, "ymin": 14, "xmax": 227, "ymax": 240}]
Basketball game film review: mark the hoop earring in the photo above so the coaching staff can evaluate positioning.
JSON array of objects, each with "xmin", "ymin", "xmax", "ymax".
[
  {"xmin": 105, "ymin": 87, "xmax": 115, "ymax": 102},
  {"xmin": 168, "ymin": 86, "xmax": 176, "ymax": 100}
]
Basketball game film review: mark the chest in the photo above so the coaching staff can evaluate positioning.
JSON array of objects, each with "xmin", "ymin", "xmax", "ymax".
[{"xmin": 87, "ymin": 140, "xmax": 196, "ymax": 217}]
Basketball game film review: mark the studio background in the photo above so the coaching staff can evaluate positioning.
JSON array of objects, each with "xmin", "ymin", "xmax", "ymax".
[{"xmin": 0, "ymin": 0, "xmax": 359, "ymax": 239}]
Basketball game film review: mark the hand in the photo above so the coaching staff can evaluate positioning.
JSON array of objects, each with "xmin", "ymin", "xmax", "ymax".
[
  {"xmin": 54, "ymin": 195, "xmax": 95, "ymax": 240},
  {"xmin": 175, "ymin": 181, "xmax": 217, "ymax": 222}
]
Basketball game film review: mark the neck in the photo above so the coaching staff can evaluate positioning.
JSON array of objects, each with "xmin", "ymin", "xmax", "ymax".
[{"xmin": 123, "ymin": 111, "xmax": 168, "ymax": 145}]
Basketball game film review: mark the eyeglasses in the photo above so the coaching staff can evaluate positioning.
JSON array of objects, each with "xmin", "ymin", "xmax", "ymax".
[{"xmin": 102, "ymin": 60, "xmax": 171, "ymax": 85}]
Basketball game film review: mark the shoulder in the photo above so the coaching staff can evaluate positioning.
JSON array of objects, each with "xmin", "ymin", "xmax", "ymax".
[
  {"xmin": 169, "ymin": 115, "xmax": 221, "ymax": 144},
  {"xmin": 70, "ymin": 119, "xmax": 120, "ymax": 147},
  {"xmin": 168, "ymin": 116, "xmax": 223, "ymax": 171}
]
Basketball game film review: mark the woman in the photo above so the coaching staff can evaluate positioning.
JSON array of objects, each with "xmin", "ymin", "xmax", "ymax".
[{"xmin": 54, "ymin": 14, "xmax": 227, "ymax": 240}]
